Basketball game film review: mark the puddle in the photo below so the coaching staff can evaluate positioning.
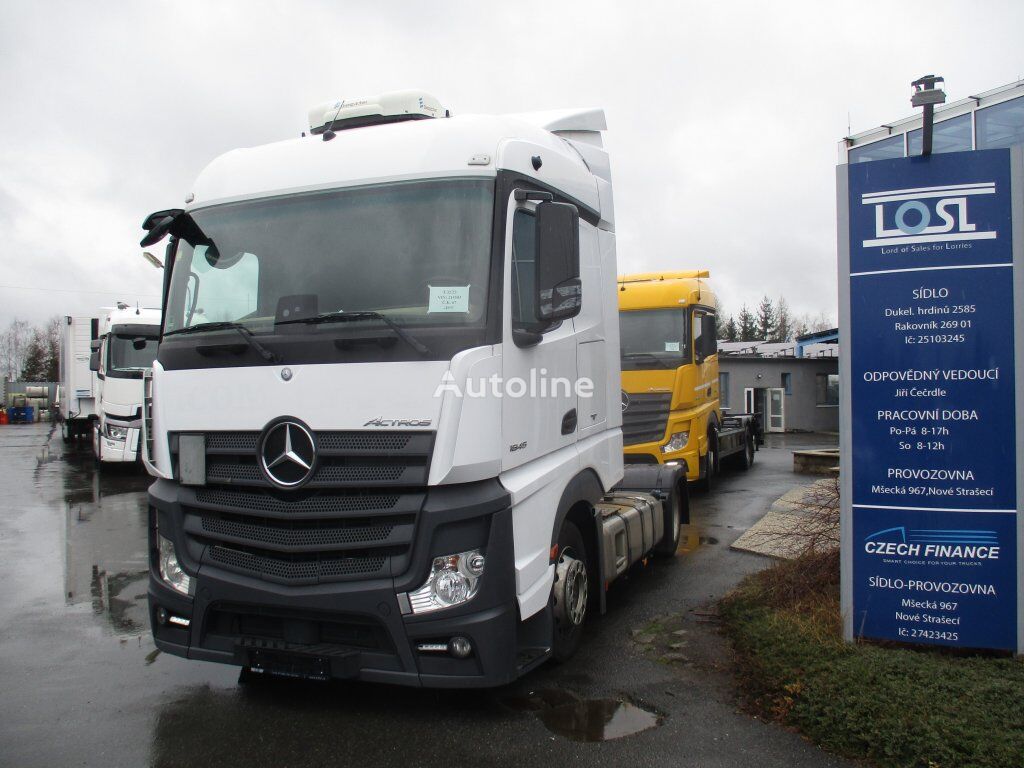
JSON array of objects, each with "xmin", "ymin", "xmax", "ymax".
[
  {"xmin": 503, "ymin": 689, "xmax": 662, "ymax": 742},
  {"xmin": 677, "ymin": 525, "xmax": 719, "ymax": 554}
]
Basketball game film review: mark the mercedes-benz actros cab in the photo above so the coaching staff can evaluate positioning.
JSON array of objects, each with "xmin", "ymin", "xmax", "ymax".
[
  {"xmin": 139, "ymin": 91, "xmax": 686, "ymax": 687},
  {"xmin": 619, "ymin": 271, "xmax": 759, "ymax": 491},
  {"xmin": 88, "ymin": 305, "xmax": 162, "ymax": 465}
]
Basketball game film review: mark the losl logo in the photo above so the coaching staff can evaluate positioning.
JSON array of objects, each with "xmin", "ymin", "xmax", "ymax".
[{"xmin": 860, "ymin": 182, "xmax": 997, "ymax": 249}]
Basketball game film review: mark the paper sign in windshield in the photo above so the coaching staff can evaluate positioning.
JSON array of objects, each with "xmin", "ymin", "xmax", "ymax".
[
  {"xmin": 664, "ymin": 342, "xmax": 680, "ymax": 352},
  {"xmin": 428, "ymin": 285, "xmax": 470, "ymax": 313}
]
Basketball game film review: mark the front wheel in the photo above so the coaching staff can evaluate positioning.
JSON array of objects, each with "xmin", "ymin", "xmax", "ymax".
[
  {"xmin": 696, "ymin": 429, "xmax": 718, "ymax": 492},
  {"xmin": 653, "ymin": 480, "xmax": 685, "ymax": 556},
  {"xmin": 551, "ymin": 521, "xmax": 590, "ymax": 662}
]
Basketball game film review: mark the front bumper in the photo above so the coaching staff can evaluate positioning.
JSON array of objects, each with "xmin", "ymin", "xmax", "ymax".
[
  {"xmin": 100, "ymin": 426, "xmax": 142, "ymax": 463},
  {"xmin": 624, "ymin": 443, "xmax": 697, "ymax": 480},
  {"xmin": 147, "ymin": 479, "xmax": 523, "ymax": 688}
]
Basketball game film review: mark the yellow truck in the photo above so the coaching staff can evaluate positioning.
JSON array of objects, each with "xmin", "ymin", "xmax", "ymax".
[{"xmin": 618, "ymin": 270, "xmax": 759, "ymax": 491}]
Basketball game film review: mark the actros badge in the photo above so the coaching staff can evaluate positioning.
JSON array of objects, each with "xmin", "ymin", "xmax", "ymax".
[{"xmin": 259, "ymin": 418, "xmax": 317, "ymax": 488}]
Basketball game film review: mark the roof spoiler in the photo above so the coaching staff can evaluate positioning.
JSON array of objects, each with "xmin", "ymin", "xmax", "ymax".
[{"xmin": 617, "ymin": 270, "xmax": 710, "ymax": 284}]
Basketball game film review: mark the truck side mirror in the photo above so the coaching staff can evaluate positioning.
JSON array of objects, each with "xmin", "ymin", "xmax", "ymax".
[
  {"xmin": 535, "ymin": 201, "xmax": 581, "ymax": 322},
  {"xmin": 89, "ymin": 351, "xmax": 101, "ymax": 372}
]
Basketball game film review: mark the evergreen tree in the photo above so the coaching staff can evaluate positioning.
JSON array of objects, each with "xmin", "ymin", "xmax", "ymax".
[
  {"xmin": 737, "ymin": 305, "xmax": 758, "ymax": 341},
  {"xmin": 20, "ymin": 330, "xmax": 49, "ymax": 381},
  {"xmin": 756, "ymin": 296, "xmax": 776, "ymax": 341},
  {"xmin": 720, "ymin": 315, "xmax": 738, "ymax": 342},
  {"xmin": 44, "ymin": 316, "xmax": 61, "ymax": 382}
]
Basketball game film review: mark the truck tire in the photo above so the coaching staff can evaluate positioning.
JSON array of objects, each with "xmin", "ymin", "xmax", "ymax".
[
  {"xmin": 653, "ymin": 479, "xmax": 685, "ymax": 556},
  {"xmin": 695, "ymin": 428, "xmax": 718, "ymax": 492},
  {"xmin": 735, "ymin": 429, "xmax": 755, "ymax": 470},
  {"xmin": 551, "ymin": 521, "xmax": 590, "ymax": 662}
]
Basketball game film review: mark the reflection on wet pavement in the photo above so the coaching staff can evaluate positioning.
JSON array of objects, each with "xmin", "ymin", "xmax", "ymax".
[
  {"xmin": 677, "ymin": 524, "xmax": 720, "ymax": 554},
  {"xmin": 503, "ymin": 688, "xmax": 663, "ymax": 741},
  {"xmin": 0, "ymin": 422, "xmax": 842, "ymax": 768}
]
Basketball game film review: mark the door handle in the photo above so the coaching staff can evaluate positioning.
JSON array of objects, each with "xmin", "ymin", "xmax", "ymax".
[{"xmin": 561, "ymin": 409, "xmax": 577, "ymax": 435}]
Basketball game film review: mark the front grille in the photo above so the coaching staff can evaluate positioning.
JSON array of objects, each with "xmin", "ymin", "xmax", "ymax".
[
  {"xmin": 621, "ymin": 393, "xmax": 672, "ymax": 446},
  {"xmin": 175, "ymin": 429, "xmax": 432, "ymax": 584},
  {"xmin": 193, "ymin": 488, "xmax": 405, "ymax": 516},
  {"xmin": 199, "ymin": 515, "xmax": 401, "ymax": 548},
  {"xmin": 209, "ymin": 546, "xmax": 388, "ymax": 582}
]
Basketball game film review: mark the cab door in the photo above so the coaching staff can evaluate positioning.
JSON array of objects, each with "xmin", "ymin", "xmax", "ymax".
[{"xmin": 501, "ymin": 196, "xmax": 579, "ymax": 471}]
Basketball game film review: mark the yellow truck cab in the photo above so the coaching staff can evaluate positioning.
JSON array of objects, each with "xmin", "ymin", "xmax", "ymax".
[{"xmin": 618, "ymin": 270, "xmax": 757, "ymax": 489}]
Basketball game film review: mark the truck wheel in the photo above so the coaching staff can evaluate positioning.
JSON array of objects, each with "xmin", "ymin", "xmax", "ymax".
[
  {"xmin": 93, "ymin": 426, "xmax": 103, "ymax": 469},
  {"xmin": 653, "ymin": 480, "xmax": 684, "ymax": 556},
  {"xmin": 551, "ymin": 521, "xmax": 589, "ymax": 662},
  {"xmin": 736, "ymin": 430, "xmax": 755, "ymax": 470},
  {"xmin": 696, "ymin": 429, "xmax": 718, "ymax": 492}
]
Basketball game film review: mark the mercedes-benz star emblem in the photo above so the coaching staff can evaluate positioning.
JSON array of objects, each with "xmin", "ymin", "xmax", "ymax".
[
  {"xmin": 259, "ymin": 419, "xmax": 317, "ymax": 488},
  {"xmin": 621, "ymin": 390, "xmax": 630, "ymax": 412}
]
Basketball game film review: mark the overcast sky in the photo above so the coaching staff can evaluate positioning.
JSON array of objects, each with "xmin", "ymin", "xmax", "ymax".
[{"xmin": 1, "ymin": 0, "xmax": 1022, "ymax": 330}]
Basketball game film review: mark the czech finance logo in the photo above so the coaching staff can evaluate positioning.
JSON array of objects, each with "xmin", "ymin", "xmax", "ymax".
[
  {"xmin": 259, "ymin": 419, "xmax": 317, "ymax": 488},
  {"xmin": 861, "ymin": 182, "xmax": 997, "ymax": 248},
  {"xmin": 863, "ymin": 526, "xmax": 1000, "ymax": 561}
]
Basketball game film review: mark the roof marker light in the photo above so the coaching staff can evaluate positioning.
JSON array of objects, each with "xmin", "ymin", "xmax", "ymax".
[{"xmin": 308, "ymin": 90, "xmax": 446, "ymax": 135}]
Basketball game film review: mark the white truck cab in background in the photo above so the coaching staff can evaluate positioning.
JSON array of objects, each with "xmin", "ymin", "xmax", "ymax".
[
  {"xmin": 88, "ymin": 305, "xmax": 162, "ymax": 464},
  {"xmin": 140, "ymin": 91, "xmax": 685, "ymax": 687}
]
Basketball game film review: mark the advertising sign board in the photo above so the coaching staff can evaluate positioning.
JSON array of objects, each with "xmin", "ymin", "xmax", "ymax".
[{"xmin": 838, "ymin": 148, "xmax": 1023, "ymax": 651}]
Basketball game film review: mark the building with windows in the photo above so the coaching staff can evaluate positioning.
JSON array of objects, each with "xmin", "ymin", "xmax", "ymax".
[
  {"xmin": 841, "ymin": 80, "xmax": 1024, "ymax": 162},
  {"xmin": 718, "ymin": 332, "xmax": 839, "ymax": 434}
]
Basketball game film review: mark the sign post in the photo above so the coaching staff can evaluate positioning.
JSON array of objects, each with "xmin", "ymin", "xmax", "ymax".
[{"xmin": 838, "ymin": 147, "xmax": 1023, "ymax": 652}]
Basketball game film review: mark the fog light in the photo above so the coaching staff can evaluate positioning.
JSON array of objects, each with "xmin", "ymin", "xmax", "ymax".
[
  {"xmin": 156, "ymin": 607, "xmax": 169, "ymax": 625},
  {"xmin": 661, "ymin": 431, "xmax": 690, "ymax": 454},
  {"xmin": 448, "ymin": 636, "xmax": 473, "ymax": 659},
  {"xmin": 105, "ymin": 423, "xmax": 128, "ymax": 441},
  {"xmin": 406, "ymin": 550, "xmax": 484, "ymax": 614},
  {"xmin": 158, "ymin": 535, "xmax": 192, "ymax": 596}
]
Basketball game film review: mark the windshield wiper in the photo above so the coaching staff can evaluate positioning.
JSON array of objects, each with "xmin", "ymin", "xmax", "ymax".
[
  {"xmin": 278, "ymin": 311, "xmax": 431, "ymax": 356},
  {"xmin": 164, "ymin": 321, "xmax": 279, "ymax": 363},
  {"xmin": 621, "ymin": 351, "xmax": 672, "ymax": 369}
]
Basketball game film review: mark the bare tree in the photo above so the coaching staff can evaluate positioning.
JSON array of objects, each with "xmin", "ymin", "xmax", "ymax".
[
  {"xmin": 772, "ymin": 297, "xmax": 793, "ymax": 342},
  {"xmin": 0, "ymin": 318, "xmax": 32, "ymax": 382}
]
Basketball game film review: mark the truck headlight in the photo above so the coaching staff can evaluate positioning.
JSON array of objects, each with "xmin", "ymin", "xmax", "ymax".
[
  {"xmin": 105, "ymin": 423, "xmax": 128, "ymax": 441},
  {"xmin": 158, "ymin": 534, "xmax": 192, "ymax": 596},
  {"xmin": 661, "ymin": 431, "xmax": 690, "ymax": 453},
  {"xmin": 407, "ymin": 550, "xmax": 485, "ymax": 614}
]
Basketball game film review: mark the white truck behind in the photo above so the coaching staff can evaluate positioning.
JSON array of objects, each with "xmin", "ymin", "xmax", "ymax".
[{"xmin": 88, "ymin": 305, "xmax": 162, "ymax": 465}]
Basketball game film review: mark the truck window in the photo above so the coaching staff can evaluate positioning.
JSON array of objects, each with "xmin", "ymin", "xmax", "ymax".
[
  {"xmin": 511, "ymin": 209, "xmax": 537, "ymax": 327},
  {"xmin": 619, "ymin": 309, "xmax": 689, "ymax": 369},
  {"xmin": 162, "ymin": 178, "xmax": 494, "ymax": 338},
  {"xmin": 107, "ymin": 334, "xmax": 159, "ymax": 378},
  {"xmin": 693, "ymin": 310, "xmax": 717, "ymax": 360}
]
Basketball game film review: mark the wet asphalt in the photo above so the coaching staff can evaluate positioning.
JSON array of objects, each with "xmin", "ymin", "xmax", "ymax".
[{"xmin": 0, "ymin": 422, "xmax": 847, "ymax": 768}]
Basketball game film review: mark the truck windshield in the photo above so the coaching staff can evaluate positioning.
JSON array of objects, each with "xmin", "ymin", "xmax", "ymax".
[
  {"xmin": 163, "ymin": 179, "xmax": 494, "ymax": 358},
  {"xmin": 107, "ymin": 334, "xmax": 159, "ymax": 378},
  {"xmin": 619, "ymin": 309, "xmax": 690, "ymax": 370}
]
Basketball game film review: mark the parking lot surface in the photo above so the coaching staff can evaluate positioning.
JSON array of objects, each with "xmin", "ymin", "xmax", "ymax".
[{"xmin": 0, "ymin": 422, "xmax": 847, "ymax": 767}]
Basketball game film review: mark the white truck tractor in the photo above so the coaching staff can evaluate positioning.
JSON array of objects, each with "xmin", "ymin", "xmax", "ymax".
[
  {"xmin": 88, "ymin": 304, "xmax": 162, "ymax": 465},
  {"xmin": 139, "ymin": 91, "xmax": 686, "ymax": 687}
]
